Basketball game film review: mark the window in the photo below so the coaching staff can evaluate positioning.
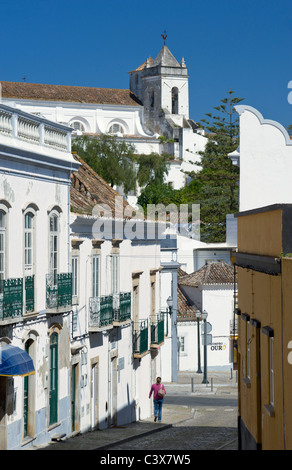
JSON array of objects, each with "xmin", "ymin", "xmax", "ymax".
[
  {"xmin": 108, "ymin": 123, "xmax": 124, "ymax": 135},
  {"xmin": 179, "ymin": 336, "xmax": 185, "ymax": 353},
  {"xmin": 242, "ymin": 314, "xmax": 251, "ymax": 385},
  {"xmin": 171, "ymin": 87, "xmax": 179, "ymax": 114},
  {"xmin": 150, "ymin": 89, "xmax": 155, "ymax": 109},
  {"xmin": 262, "ymin": 325, "xmax": 275, "ymax": 416},
  {"xmin": 92, "ymin": 254, "xmax": 100, "ymax": 298},
  {"xmin": 24, "ymin": 212, "xmax": 34, "ymax": 274},
  {"xmin": 49, "ymin": 213, "xmax": 59, "ymax": 282},
  {"xmin": 70, "ymin": 121, "xmax": 85, "ymax": 132},
  {"xmin": 112, "ymin": 254, "xmax": 119, "ymax": 295},
  {"xmin": 269, "ymin": 337, "xmax": 274, "ymax": 407},
  {"xmin": 246, "ymin": 320, "xmax": 251, "ymax": 380},
  {"xmin": 0, "ymin": 210, "xmax": 6, "ymax": 281},
  {"xmin": 72, "ymin": 256, "xmax": 78, "ymax": 297}
]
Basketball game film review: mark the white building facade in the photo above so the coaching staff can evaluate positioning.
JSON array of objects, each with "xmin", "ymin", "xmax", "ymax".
[
  {"xmin": 0, "ymin": 104, "xmax": 169, "ymax": 450},
  {"xmin": 0, "ymin": 103, "xmax": 79, "ymax": 449},
  {"xmin": 178, "ymin": 262, "xmax": 235, "ymax": 372}
]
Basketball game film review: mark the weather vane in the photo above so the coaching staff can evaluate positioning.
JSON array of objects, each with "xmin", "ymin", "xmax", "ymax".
[{"xmin": 161, "ymin": 30, "xmax": 167, "ymax": 45}]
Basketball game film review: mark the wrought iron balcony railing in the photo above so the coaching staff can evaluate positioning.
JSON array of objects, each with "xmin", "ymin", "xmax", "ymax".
[
  {"xmin": 159, "ymin": 309, "xmax": 169, "ymax": 337},
  {"xmin": 133, "ymin": 320, "xmax": 148, "ymax": 357},
  {"xmin": 25, "ymin": 275, "xmax": 35, "ymax": 313},
  {"xmin": 0, "ymin": 277, "xmax": 23, "ymax": 321},
  {"xmin": 230, "ymin": 317, "xmax": 238, "ymax": 336},
  {"xmin": 150, "ymin": 314, "xmax": 165, "ymax": 347},
  {"xmin": 89, "ymin": 295, "xmax": 114, "ymax": 329},
  {"xmin": 114, "ymin": 292, "xmax": 131, "ymax": 323},
  {"xmin": 46, "ymin": 273, "xmax": 73, "ymax": 310}
]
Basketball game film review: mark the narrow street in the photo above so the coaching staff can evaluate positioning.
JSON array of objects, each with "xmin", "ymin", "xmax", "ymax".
[
  {"xmin": 38, "ymin": 370, "xmax": 238, "ymax": 452},
  {"xmin": 109, "ymin": 373, "xmax": 238, "ymax": 451}
]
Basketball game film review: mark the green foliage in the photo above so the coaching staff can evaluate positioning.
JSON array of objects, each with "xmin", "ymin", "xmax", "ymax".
[
  {"xmin": 135, "ymin": 153, "xmax": 169, "ymax": 188},
  {"xmin": 137, "ymin": 182, "xmax": 180, "ymax": 209},
  {"xmin": 194, "ymin": 91, "xmax": 243, "ymax": 242},
  {"xmin": 72, "ymin": 134, "xmax": 136, "ymax": 195}
]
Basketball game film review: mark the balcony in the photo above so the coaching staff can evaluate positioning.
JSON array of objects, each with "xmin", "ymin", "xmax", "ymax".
[
  {"xmin": 113, "ymin": 292, "xmax": 131, "ymax": 326},
  {"xmin": 46, "ymin": 273, "xmax": 73, "ymax": 313},
  {"xmin": 133, "ymin": 320, "xmax": 148, "ymax": 359},
  {"xmin": 89, "ymin": 295, "xmax": 114, "ymax": 331},
  {"xmin": 0, "ymin": 105, "xmax": 71, "ymax": 153},
  {"xmin": 0, "ymin": 278, "xmax": 23, "ymax": 323},
  {"xmin": 25, "ymin": 275, "xmax": 35, "ymax": 313},
  {"xmin": 150, "ymin": 314, "xmax": 165, "ymax": 349},
  {"xmin": 230, "ymin": 317, "xmax": 238, "ymax": 337}
]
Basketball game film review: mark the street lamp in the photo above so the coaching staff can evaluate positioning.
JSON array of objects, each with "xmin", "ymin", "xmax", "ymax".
[
  {"xmin": 201, "ymin": 310, "xmax": 209, "ymax": 384},
  {"xmin": 167, "ymin": 294, "xmax": 177, "ymax": 382},
  {"xmin": 167, "ymin": 296, "xmax": 173, "ymax": 315},
  {"xmin": 195, "ymin": 310, "xmax": 202, "ymax": 373}
]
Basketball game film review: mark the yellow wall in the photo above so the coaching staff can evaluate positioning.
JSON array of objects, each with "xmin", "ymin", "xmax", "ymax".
[
  {"xmin": 237, "ymin": 210, "xmax": 282, "ymax": 257},
  {"xmin": 237, "ymin": 208, "xmax": 289, "ymax": 449},
  {"xmin": 281, "ymin": 258, "xmax": 292, "ymax": 449}
]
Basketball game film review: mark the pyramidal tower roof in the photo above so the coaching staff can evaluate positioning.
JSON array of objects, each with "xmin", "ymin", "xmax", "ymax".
[
  {"xmin": 129, "ymin": 45, "xmax": 185, "ymax": 73},
  {"xmin": 152, "ymin": 45, "xmax": 181, "ymax": 67}
]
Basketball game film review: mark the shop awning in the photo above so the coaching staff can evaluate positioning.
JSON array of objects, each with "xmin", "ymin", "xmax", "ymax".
[{"xmin": 0, "ymin": 344, "xmax": 35, "ymax": 377}]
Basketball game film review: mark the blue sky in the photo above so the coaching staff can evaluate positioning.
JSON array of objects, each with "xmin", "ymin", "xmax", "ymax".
[{"xmin": 1, "ymin": 0, "xmax": 291, "ymax": 128}]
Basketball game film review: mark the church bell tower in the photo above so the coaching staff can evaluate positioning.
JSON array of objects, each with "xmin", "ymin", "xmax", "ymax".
[{"xmin": 129, "ymin": 41, "xmax": 190, "ymax": 138}]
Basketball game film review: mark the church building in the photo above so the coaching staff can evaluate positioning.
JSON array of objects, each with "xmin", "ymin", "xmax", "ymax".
[{"xmin": 0, "ymin": 44, "xmax": 207, "ymax": 200}]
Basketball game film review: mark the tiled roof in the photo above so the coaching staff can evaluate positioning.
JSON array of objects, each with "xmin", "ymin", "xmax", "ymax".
[
  {"xmin": 128, "ymin": 57, "xmax": 154, "ymax": 72},
  {"xmin": 0, "ymin": 81, "xmax": 142, "ymax": 106},
  {"xmin": 70, "ymin": 153, "xmax": 135, "ymax": 217},
  {"xmin": 177, "ymin": 285, "xmax": 197, "ymax": 320},
  {"xmin": 179, "ymin": 261, "xmax": 234, "ymax": 287},
  {"xmin": 177, "ymin": 267, "xmax": 197, "ymax": 320}
]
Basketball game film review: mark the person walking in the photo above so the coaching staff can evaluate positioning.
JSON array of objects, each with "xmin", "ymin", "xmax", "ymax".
[{"xmin": 149, "ymin": 377, "xmax": 166, "ymax": 422}]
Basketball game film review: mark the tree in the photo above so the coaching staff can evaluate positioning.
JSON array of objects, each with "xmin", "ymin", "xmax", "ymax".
[
  {"xmin": 72, "ymin": 134, "xmax": 136, "ymax": 195},
  {"xmin": 135, "ymin": 152, "xmax": 170, "ymax": 188},
  {"xmin": 137, "ymin": 182, "xmax": 180, "ymax": 210},
  {"xmin": 191, "ymin": 91, "xmax": 243, "ymax": 242}
]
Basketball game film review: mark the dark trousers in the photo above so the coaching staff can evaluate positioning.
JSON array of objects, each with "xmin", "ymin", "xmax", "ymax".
[{"xmin": 154, "ymin": 398, "xmax": 163, "ymax": 421}]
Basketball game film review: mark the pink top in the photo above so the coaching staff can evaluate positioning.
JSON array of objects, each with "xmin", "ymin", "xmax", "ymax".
[{"xmin": 149, "ymin": 383, "xmax": 166, "ymax": 400}]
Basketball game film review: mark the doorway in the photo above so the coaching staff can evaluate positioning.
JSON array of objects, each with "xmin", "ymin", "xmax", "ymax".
[
  {"xmin": 91, "ymin": 360, "xmax": 99, "ymax": 429},
  {"xmin": 49, "ymin": 333, "xmax": 58, "ymax": 426},
  {"xmin": 111, "ymin": 355, "xmax": 117, "ymax": 426}
]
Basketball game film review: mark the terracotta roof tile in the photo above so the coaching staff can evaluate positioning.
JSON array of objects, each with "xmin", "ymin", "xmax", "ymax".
[
  {"xmin": 177, "ymin": 285, "xmax": 197, "ymax": 320},
  {"xmin": 0, "ymin": 81, "xmax": 142, "ymax": 106},
  {"xmin": 179, "ymin": 261, "xmax": 234, "ymax": 287},
  {"xmin": 70, "ymin": 153, "xmax": 136, "ymax": 217},
  {"xmin": 128, "ymin": 57, "xmax": 154, "ymax": 73}
]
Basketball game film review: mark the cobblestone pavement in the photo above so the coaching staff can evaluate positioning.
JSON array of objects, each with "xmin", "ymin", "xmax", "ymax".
[
  {"xmin": 109, "ymin": 404, "xmax": 238, "ymax": 451},
  {"xmin": 36, "ymin": 370, "xmax": 238, "ymax": 451}
]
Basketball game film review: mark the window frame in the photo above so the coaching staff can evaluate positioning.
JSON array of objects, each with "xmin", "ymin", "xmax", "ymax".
[
  {"xmin": 92, "ymin": 254, "xmax": 100, "ymax": 299},
  {"xmin": 0, "ymin": 209, "xmax": 6, "ymax": 282},
  {"xmin": 70, "ymin": 121, "xmax": 85, "ymax": 132},
  {"xmin": 72, "ymin": 255, "xmax": 79, "ymax": 298},
  {"xmin": 111, "ymin": 253, "xmax": 119, "ymax": 295},
  {"xmin": 262, "ymin": 325, "xmax": 275, "ymax": 417},
  {"xmin": 108, "ymin": 123, "xmax": 124, "ymax": 135},
  {"xmin": 24, "ymin": 211, "xmax": 35, "ymax": 274},
  {"xmin": 49, "ymin": 210, "xmax": 60, "ymax": 282}
]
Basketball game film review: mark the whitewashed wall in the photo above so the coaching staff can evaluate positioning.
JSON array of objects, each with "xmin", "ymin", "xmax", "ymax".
[
  {"xmin": 178, "ymin": 285, "xmax": 234, "ymax": 371},
  {"xmin": 69, "ymin": 215, "xmax": 163, "ymax": 429},
  {"xmin": 236, "ymin": 105, "xmax": 292, "ymax": 212}
]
